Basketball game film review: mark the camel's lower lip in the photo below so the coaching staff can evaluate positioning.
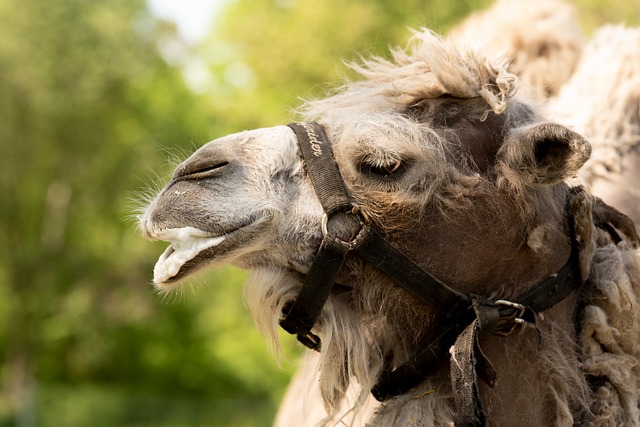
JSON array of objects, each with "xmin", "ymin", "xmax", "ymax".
[
  {"xmin": 153, "ymin": 229, "xmax": 227, "ymax": 284},
  {"xmin": 151, "ymin": 215, "xmax": 270, "ymax": 285}
]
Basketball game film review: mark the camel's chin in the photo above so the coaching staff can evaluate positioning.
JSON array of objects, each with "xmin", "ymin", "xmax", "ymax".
[{"xmin": 151, "ymin": 216, "xmax": 271, "ymax": 287}]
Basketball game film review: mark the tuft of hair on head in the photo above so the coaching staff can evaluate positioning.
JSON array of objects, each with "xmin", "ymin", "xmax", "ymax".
[{"xmin": 299, "ymin": 29, "xmax": 519, "ymax": 126}]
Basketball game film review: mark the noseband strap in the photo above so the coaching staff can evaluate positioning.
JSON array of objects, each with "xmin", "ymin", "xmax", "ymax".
[{"xmin": 281, "ymin": 122, "xmax": 585, "ymax": 426}]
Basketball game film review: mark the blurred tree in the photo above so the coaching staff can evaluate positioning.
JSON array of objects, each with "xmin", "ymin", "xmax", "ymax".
[
  {"xmin": 574, "ymin": 0, "xmax": 640, "ymax": 30},
  {"xmin": 0, "ymin": 0, "xmax": 285, "ymax": 425}
]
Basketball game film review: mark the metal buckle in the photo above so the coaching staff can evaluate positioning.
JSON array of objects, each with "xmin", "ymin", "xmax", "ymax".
[
  {"xmin": 321, "ymin": 206, "xmax": 370, "ymax": 250},
  {"xmin": 494, "ymin": 300, "xmax": 526, "ymax": 336},
  {"xmin": 297, "ymin": 331, "xmax": 321, "ymax": 352}
]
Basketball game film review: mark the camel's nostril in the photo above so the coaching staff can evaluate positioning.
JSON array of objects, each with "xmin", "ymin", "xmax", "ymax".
[
  {"xmin": 174, "ymin": 161, "xmax": 230, "ymax": 180},
  {"xmin": 190, "ymin": 161, "xmax": 230, "ymax": 175}
]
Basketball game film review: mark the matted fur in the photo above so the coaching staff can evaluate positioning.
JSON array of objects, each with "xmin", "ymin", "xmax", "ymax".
[
  {"xmin": 552, "ymin": 25, "xmax": 640, "ymax": 226},
  {"xmin": 580, "ymin": 238, "xmax": 640, "ymax": 426},
  {"xmin": 300, "ymin": 29, "xmax": 518, "ymax": 126}
]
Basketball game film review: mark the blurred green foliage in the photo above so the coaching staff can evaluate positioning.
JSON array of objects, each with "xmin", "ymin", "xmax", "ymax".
[{"xmin": 0, "ymin": 0, "xmax": 637, "ymax": 426}]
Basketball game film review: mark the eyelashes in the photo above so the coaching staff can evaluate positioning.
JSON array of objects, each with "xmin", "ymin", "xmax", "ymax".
[{"xmin": 358, "ymin": 158, "xmax": 407, "ymax": 178}]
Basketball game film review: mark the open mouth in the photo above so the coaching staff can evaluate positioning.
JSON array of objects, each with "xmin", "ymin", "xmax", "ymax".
[
  {"xmin": 150, "ymin": 215, "xmax": 269, "ymax": 285},
  {"xmin": 153, "ymin": 227, "xmax": 226, "ymax": 284}
]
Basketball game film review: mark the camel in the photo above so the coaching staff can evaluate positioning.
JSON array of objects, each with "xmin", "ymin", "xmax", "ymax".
[{"xmin": 140, "ymin": 30, "xmax": 640, "ymax": 426}]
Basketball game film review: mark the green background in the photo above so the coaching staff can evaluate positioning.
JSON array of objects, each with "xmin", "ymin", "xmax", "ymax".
[{"xmin": 0, "ymin": 0, "xmax": 637, "ymax": 426}]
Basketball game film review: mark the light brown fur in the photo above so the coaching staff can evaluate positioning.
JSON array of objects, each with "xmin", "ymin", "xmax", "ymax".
[{"xmin": 552, "ymin": 25, "xmax": 640, "ymax": 227}]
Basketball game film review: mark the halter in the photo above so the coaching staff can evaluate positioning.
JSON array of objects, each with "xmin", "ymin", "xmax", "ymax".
[{"xmin": 279, "ymin": 122, "xmax": 584, "ymax": 426}]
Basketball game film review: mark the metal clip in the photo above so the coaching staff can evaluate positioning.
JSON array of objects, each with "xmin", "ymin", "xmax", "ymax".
[
  {"xmin": 297, "ymin": 331, "xmax": 321, "ymax": 352},
  {"xmin": 494, "ymin": 300, "xmax": 526, "ymax": 336}
]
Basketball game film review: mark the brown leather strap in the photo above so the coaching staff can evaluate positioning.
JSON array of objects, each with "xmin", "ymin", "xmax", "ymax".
[
  {"xmin": 279, "ymin": 237, "xmax": 350, "ymax": 351},
  {"xmin": 289, "ymin": 122, "xmax": 352, "ymax": 214},
  {"xmin": 371, "ymin": 235, "xmax": 582, "ymax": 403},
  {"xmin": 282, "ymin": 122, "xmax": 473, "ymax": 350},
  {"xmin": 450, "ymin": 318, "xmax": 487, "ymax": 427}
]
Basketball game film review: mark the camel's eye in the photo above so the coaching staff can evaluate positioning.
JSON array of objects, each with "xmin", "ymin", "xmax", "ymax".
[{"xmin": 359, "ymin": 159, "xmax": 405, "ymax": 178}]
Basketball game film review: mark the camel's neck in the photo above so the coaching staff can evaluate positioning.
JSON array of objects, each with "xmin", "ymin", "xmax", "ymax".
[
  {"xmin": 322, "ymin": 185, "xmax": 581, "ymax": 423},
  {"xmin": 478, "ymin": 295, "xmax": 586, "ymax": 425},
  {"xmin": 368, "ymin": 294, "xmax": 587, "ymax": 426},
  {"xmin": 349, "ymin": 189, "xmax": 584, "ymax": 424}
]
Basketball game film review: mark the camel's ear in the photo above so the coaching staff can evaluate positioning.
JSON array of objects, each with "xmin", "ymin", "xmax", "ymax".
[{"xmin": 497, "ymin": 122, "xmax": 591, "ymax": 185}]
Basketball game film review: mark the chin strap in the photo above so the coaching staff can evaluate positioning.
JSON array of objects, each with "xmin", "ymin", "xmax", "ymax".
[{"xmin": 281, "ymin": 122, "xmax": 587, "ymax": 427}]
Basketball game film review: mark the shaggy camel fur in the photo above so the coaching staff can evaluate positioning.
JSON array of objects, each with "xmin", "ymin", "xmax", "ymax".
[
  {"xmin": 552, "ymin": 25, "xmax": 640, "ymax": 228},
  {"xmin": 449, "ymin": 0, "xmax": 584, "ymax": 98},
  {"xmin": 141, "ymin": 30, "xmax": 640, "ymax": 426}
]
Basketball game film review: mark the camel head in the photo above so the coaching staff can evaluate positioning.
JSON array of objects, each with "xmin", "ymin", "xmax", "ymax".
[
  {"xmin": 140, "ymin": 30, "xmax": 593, "ymax": 416},
  {"xmin": 141, "ymin": 30, "xmax": 590, "ymax": 294}
]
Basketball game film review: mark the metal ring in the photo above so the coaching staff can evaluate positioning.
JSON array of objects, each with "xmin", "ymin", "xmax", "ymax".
[
  {"xmin": 321, "ymin": 213, "xmax": 330, "ymax": 239},
  {"xmin": 321, "ymin": 207, "xmax": 370, "ymax": 250}
]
